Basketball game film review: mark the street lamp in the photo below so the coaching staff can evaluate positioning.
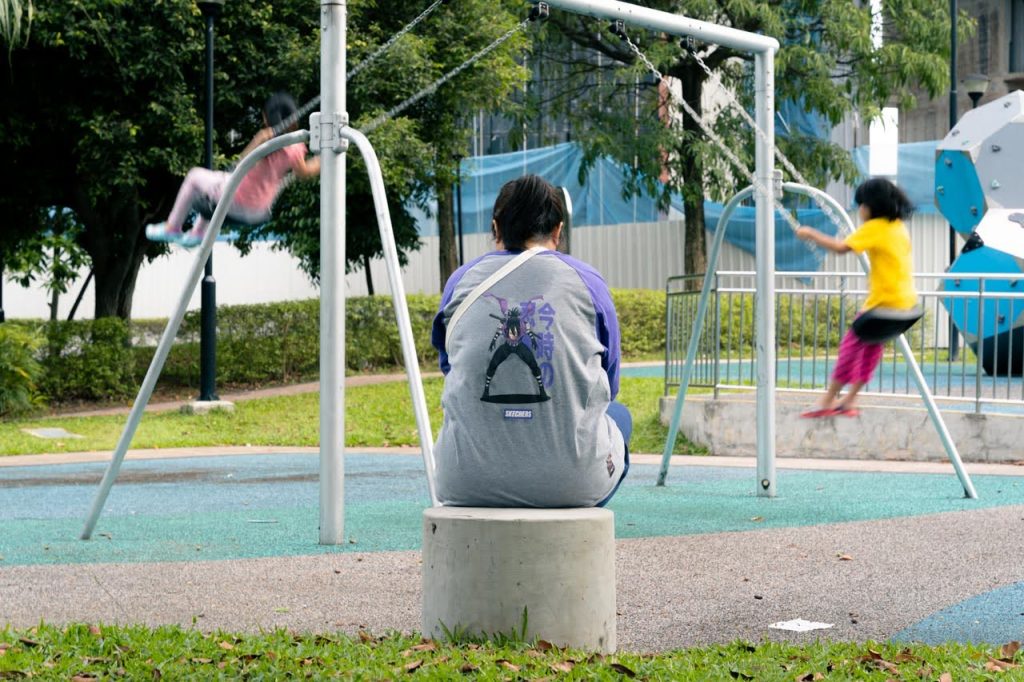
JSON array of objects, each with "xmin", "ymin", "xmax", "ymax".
[
  {"xmin": 197, "ymin": 0, "xmax": 224, "ymax": 403},
  {"xmin": 963, "ymin": 73, "xmax": 990, "ymax": 108}
]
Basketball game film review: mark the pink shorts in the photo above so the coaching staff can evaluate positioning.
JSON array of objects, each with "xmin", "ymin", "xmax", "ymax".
[{"xmin": 832, "ymin": 326, "xmax": 884, "ymax": 385}]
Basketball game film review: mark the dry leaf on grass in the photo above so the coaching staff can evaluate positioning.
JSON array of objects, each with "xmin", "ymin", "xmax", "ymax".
[
  {"xmin": 497, "ymin": 660, "xmax": 521, "ymax": 672},
  {"xmin": 550, "ymin": 660, "xmax": 575, "ymax": 673},
  {"xmin": 404, "ymin": 659, "xmax": 424, "ymax": 673},
  {"xmin": 1002, "ymin": 641, "xmax": 1021, "ymax": 658},
  {"xmin": 939, "ymin": 673, "xmax": 953, "ymax": 682},
  {"xmin": 610, "ymin": 662, "xmax": 637, "ymax": 677}
]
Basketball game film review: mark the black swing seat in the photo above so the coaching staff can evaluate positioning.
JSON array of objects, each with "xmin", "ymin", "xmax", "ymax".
[{"xmin": 851, "ymin": 306, "xmax": 924, "ymax": 344}]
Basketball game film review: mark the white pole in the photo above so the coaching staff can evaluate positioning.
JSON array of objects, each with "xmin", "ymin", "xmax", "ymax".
[
  {"xmin": 80, "ymin": 132, "xmax": 309, "ymax": 540},
  {"xmin": 754, "ymin": 50, "xmax": 777, "ymax": 497},
  {"xmin": 536, "ymin": 0, "xmax": 777, "ymax": 53},
  {"xmin": 320, "ymin": 0, "xmax": 347, "ymax": 545},
  {"xmin": 340, "ymin": 126, "xmax": 440, "ymax": 506}
]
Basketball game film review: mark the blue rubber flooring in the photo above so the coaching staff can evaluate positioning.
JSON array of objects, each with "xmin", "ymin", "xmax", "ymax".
[
  {"xmin": 3, "ymin": 453, "xmax": 1023, "ymax": 644},
  {"xmin": 2, "ymin": 454, "xmax": 1022, "ymax": 567}
]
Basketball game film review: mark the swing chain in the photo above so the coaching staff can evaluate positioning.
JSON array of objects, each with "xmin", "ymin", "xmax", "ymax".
[
  {"xmin": 620, "ymin": 33, "xmax": 803, "ymax": 233},
  {"xmin": 683, "ymin": 44, "xmax": 851, "ymax": 237},
  {"xmin": 348, "ymin": 0, "xmax": 448, "ymax": 80},
  {"xmin": 363, "ymin": 18, "xmax": 532, "ymax": 133},
  {"xmin": 272, "ymin": 0, "xmax": 453, "ymax": 138}
]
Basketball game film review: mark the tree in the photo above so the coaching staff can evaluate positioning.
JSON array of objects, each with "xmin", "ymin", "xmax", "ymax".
[
  {"xmin": 6, "ymin": 208, "xmax": 90, "ymax": 321},
  {"xmin": 534, "ymin": 0, "xmax": 971, "ymax": 277},
  {"xmin": 0, "ymin": 0, "xmax": 531, "ymax": 319},
  {"xmin": 0, "ymin": 0, "xmax": 32, "ymax": 62},
  {"xmin": 345, "ymin": 0, "xmax": 530, "ymax": 289},
  {"xmin": 0, "ymin": 0, "xmax": 322, "ymax": 319}
]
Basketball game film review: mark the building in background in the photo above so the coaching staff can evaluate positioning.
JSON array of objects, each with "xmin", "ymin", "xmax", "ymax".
[{"xmin": 901, "ymin": 0, "xmax": 1023, "ymax": 142}]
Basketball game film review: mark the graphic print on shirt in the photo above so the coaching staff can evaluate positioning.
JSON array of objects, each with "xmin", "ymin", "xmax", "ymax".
[{"xmin": 480, "ymin": 293, "xmax": 555, "ymax": 405}]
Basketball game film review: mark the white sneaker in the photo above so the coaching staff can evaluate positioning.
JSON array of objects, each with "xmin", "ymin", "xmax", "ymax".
[
  {"xmin": 177, "ymin": 230, "xmax": 205, "ymax": 248},
  {"xmin": 145, "ymin": 222, "xmax": 183, "ymax": 243}
]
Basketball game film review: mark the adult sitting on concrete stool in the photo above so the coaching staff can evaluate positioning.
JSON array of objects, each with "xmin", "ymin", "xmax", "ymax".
[{"xmin": 430, "ymin": 174, "xmax": 631, "ymax": 507}]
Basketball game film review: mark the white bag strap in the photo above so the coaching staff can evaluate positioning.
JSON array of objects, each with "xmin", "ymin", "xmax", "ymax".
[{"xmin": 445, "ymin": 246, "xmax": 547, "ymax": 351}]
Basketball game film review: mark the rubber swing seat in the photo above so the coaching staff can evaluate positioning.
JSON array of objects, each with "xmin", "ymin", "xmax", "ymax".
[{"xmin": 851, "ymin": 306, "xmax": 924, "ymax": 344}]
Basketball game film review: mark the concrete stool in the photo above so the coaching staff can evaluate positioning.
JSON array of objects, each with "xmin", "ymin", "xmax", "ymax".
[{"xmin": 421, "ymin": 507, "xmax": 616, "ymax": 653}]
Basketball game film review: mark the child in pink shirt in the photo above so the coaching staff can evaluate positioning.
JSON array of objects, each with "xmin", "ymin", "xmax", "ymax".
[{"xmin": 146, "ymin": 92, "xmax": 320, "ymax": 247}]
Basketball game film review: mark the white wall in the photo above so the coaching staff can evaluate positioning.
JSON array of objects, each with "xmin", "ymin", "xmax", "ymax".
[{"xmin": 4, "ymin": 214, "xmax": 957, "ymax": 320}]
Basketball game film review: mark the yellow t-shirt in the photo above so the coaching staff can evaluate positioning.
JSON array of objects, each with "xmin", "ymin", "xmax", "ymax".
[{"xmin": 844, "ymin": 217, "xmax": 918, "ymax": 310}]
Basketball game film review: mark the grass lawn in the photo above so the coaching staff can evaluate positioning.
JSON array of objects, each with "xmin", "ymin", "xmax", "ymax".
[
  {"xmin": 0, "ymin": 377, "xmax": 704, "ymax": 457},
  {"xmin": 1, "ymin": 625, "xmax": 1020, "ymax": 680}
]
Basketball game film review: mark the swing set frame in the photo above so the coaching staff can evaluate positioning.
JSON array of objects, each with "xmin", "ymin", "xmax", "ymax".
[{"xmin": 79, "ymin": 0, "xmax": 974, "ymax": 546}]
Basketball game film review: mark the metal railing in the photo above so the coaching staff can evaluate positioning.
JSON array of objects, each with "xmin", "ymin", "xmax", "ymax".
[{"xmin": 666, "ymin": 270, "xmax": 1024, "ymax": 413}]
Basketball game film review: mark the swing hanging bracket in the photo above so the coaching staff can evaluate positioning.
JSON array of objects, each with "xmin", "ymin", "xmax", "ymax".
[
  {"xmin": 310, "ymin": 112, "xmax": 350, "ymax": 154},
  {"xmin": 772, "ymin": 169, "xmax": 784, "ymax": 200},
  {"xmin": 529, "ymin": 2, "xmax": 549, "ymax": 22}
]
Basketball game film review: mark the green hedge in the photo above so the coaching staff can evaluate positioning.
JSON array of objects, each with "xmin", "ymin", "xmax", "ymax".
[
  {"xmin": 5, "ymin": 290, "xmax": 666, "ymax": 405},
  {"xmin": 0, "ymin": 324, "xmax": 44, "ymax": 416}
]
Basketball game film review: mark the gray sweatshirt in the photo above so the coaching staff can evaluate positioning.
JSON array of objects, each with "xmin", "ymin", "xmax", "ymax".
[{"xmin": 430, "ymin": 249, "xmax": 625, "ymax": 507}]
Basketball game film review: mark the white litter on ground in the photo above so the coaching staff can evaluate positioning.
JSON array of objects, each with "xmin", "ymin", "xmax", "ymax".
[{"xmin": 769, "ymin": 619, "xmax": 834, "ymax": 632}]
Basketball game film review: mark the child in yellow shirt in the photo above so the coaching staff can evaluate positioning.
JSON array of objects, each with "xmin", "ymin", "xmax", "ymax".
[{"xmin": 795, "ymin": 178, "xmax": 917, "ymax": 417}]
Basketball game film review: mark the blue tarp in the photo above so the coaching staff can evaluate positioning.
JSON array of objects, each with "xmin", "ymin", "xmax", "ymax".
[
  {"xmin": 416, "ymin": 139, "xmax": 939, "ymax": 272},
  {"xmin": 851, "ymin": 140, "xmax": 938, "ymax": 214}
]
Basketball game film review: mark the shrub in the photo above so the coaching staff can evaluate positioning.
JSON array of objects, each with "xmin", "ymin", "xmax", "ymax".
[
  {"xmin": 0, "ymin": 324, "xmax": 44, "ymax": 416},
  {"xmin": 611, "ymin": 289, "xmax": 665, "ymax": 357},
  {"xmin": 23, "ymin": 289, "xmax": 671, "ymax": 400},
  {"xmin": 38, "ymin": 318, "xmax": 136, "ymax": 402}
]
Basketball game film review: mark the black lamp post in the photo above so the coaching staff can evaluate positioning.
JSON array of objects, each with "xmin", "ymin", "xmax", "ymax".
[
  {"xmin": 198, "ymin": 0, "xmax": 223, "ymax": 402},
  {"xmin": 0, "ymin": 256, "xmax": 5, "ymax": 323},
  {"xmin": 453, "ymin": 155, "xmax": 464, "ymax": 266},
  {"xmin": 948, "ymin": 0, "xmax": 960, "ymax": 361},
  {"xmin": 964, "ymin": 73, "xmax": 990, "ymax": 109}
]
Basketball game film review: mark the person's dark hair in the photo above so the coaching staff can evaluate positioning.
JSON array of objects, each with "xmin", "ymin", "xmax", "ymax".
[
  {"xmin": 491, "ymin": 175, "xmax": 565, "ymax": 250},
  {"xmin": 263, "ymin": 92, "xmax": 298, "ymax": 129},
  {"xmin": 854, "ymin": 177, "xmax": 914, "ymax": 221}
]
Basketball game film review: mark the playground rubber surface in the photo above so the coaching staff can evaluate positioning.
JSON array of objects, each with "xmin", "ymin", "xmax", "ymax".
[{"xmin": 2, "ymin": 452, "xmax": 1023, "ymax": 650}]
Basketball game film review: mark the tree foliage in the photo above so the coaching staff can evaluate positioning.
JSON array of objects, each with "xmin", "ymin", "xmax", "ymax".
[
  {"xmin": 0, "ymin": 0, "xmax": 530, "ymax": 318},
  {"xmin": 533, "ymin": 0, "xmax": 972, "ymax": 275}
]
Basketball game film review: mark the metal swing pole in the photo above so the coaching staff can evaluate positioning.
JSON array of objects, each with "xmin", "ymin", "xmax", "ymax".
[
  {"xmin": 753, "ymin": 50, "xmax": 777, "ymax": 497},
  {"xmin": 319, "ymin": 0, "xmax": 347, "ymax": 545},
  {"xmin": 80, "ymin": 131, "xmax": 309, "ymax": 540},
  {"xmin": 657, "ymin": 187, "xmax": 754, "ymax": 486},
  {"xmin": 340, "ymin": 126, "xmax": 439, "ymax": 506},
  {"xmin": 657, "ymin": 181, "xmax": 978, "ymax": 499}
]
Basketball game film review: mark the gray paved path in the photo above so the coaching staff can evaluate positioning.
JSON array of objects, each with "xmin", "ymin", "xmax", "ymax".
[{"xmin": 3, "ymin": 504, "xmax": 1021, "ymax": 651}]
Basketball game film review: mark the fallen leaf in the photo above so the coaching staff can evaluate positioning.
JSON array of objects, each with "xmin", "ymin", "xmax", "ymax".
[
  {"xmin": 460, "ymin": 663, "xmax": 478, "ymax": 673},
  {"xmin": 536, "ymin": 640, "xmax": 554, "ymax": 651},
  {"xmin": 88, "ymin": 625, "xmax": 101, "ymax": 636},
  {"xmin": 218, "ymin": 641, "xmax": 234, "ymax": 651},
  {"xmin": 18, "ymin": 638, "xmax": 39, "ymax": 648},
  {"xmin": 71, "ymin": 676, "xmax": 97, "ymax": 682},
  {"xmin": 750, "ymin": 516, "xmax": 764, "ymax": 522},
  {"xmin": 837, "ymin": 554, "xmax": 853, "ymax": 561},
  {"xmin": 411, "ymin": 642, "xmax": 437, "ymax": 652},
  {"xmin": 610, "ymin": 662, "xmax": 637, "ymax": 677},
  {"xmin": 404, "ymin": 659, "xmax": 424, "ymax": 673},
  {"xmin": 358, "ymin": 631, "xmax": 373, "ymax": 643},
  {"xmin": 190, "ymin": 658, "xmax": 212, "ymax": 664},
  {"xmin": 586, "ymin": 653, "xmax": 605, "ymax": 663},
  {"xmin": 1001, "ymin": 641, "xmax": 1021, "ymax": 658},
  {"xmin": 986, "ymin": 659, "xmax": 1019, "ymax": 671},
  {"xmin": 497, "ymin": 660, "xmax": 520, "ymax": 672},
  {"xmin": 550, "ymin": 660, "xmax": 575, "ymax": 673},
  {"xmin": 939, "ymin": 673, "xmax": 953, "ymax": 682}
]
